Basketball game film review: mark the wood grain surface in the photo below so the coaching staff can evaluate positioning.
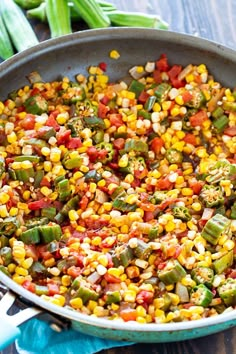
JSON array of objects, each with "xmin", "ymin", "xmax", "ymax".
[{"xmin": 1, "ymin": 1, "xmax": 236, "ymax": 353}]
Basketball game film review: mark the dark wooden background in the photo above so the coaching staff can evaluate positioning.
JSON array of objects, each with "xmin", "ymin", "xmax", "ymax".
[{"xmin": 1, "ymin": 0, "xmax": 236, "ymax": 353}]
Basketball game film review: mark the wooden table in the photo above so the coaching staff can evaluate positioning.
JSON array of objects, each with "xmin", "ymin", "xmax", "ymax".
[{"xmin": 1, "ymin": 1, "xmax": 236, "ymax": 353}]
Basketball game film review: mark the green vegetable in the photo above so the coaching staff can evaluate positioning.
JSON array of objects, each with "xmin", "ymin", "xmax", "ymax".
[
  {"xmin": 105, "ymin": 290, "xmax": 121, "ymax": 304},
  {"xmin": 0, "ymin": 12, "xmax": 14, "ymax": 60},
  {"xmin": 129, "ymin": 80, "xmax": 145, "ymax": 98},
  {"xmin": 165, "ymin": 148, "xmax": 183, "ymax": 164},
  {"xmin": 20, "ymin": 227, "xmax": 40, "ymax": 244},
  {"xmin": 106, "ymin": 10, "xmax": 168, "ymax": 29},
  {"xmin": 218, "ymin": 278, "xmax": 236, "ymax": 306},
  {"xmin": 96, "ymin": 142, "xmax": 114, "ymax": 163},
  {"xmin": 148, "ymin": 227, "xmax": 159, "ymax": 240},
  {"xmin": 73, "ymin": 285, "xmax": 99, "ymax": 304},
  {"xmin": 191, "ymin": 266, "xmax": 214, "ymax": 288},
  {"xmin": 71, "ymin": 0, "xmax": 110, "ymax": 29},
  {"xmin": 158, "ymin": 260, "xmax": 186, "ymax": 285},
  {"xmin": 206, "ymin": 160, "xmax": 236, "ymax": 184},
  {"xmin": 0, "ymin": 217, "xmax": 20, "ymax": 236},
  {"xmin": 57, "ymin": 178, "xmax": 71, "ymax": 201},
  {"xmin": 201, "ymin": 214, "xmax": 231, "ymax": 245},
  {"xmin": 83, "ymin": 116, "xmax": 106, "ymax": 130},
  {"xmin": 133, "ymin": 239, "xmax": 153, "ymax": 260},
  {"xmin": 200, "ymin": 185, "xmax": 224, "ymax": 208},
  {"xmin": 45, "ymin": 0, "xmax": 72, "ymax": 38},
  {"xmin": 14, "ymin": 155, "xmax": 41, "ymax": 163},
  {"xmin": 172, "ymin": 206, "xmax": 191, "ymax": 221},
  {"xmin": 37, "ymin": 126, "xmax": 56, "ymax": 140},
  {"xmin": 212, "ymin": 114, "xmax": 229, "ymax": 133},
  {"xmin": 213, "ymin": 250, "xmax": 233, "ymax": 274},
  {"xmin": 41, "ymin": 207, "xmax": 57, "ymax": 220},
  {"xmin": 144, "ymin": 96, "xmax": 157, "ymax": 111},
  {"xmin": 111, "ymin": 246, "xmax": 133, "ymax": 267},
  {"xmin": 55, "ymin": 195, "xmax": 80, "ymax": 223},
  {"xmin": 39, "ymin": 224, "xmax": 62, "ymax": 243},
  {"xmin": 185, "ymin": 89, "xmax": 206, "ymax": 109},
  {"xmin": 222, "ymin": 101, "xmax": 236, "ymax": 112},
  {"xmin": 66, "ymin": 117, "xmax": 84, "ymax": 137},
  {"xmin": 0, "ymin": 0, "xmax": 39, "ymax": 53},
  {"xmin": 14, "ymin": 168, "xmax": 35, "ymax": 183},
  {"xmin": 84, "ymin": 169, "xmax": 102, "ymax": 182},
  {"xmin": 190, "ymin": 284, "xmax": 213, "ymax": 307},
  {"xmin": 112, "ymin": 199, "xmax": 137, "ymax": 212},
  {"xmin": 25, "ymin": 217, "xmax": 49, "ymax": 229},
  {"xmin": 0, "ymin": 247, "xmax": 13, "ymax": 265},
  {"xmin": 119, "ymin": 156, "xmax": 146, "ymax": 175},
  {"xmin": 34, "ymin": 170, "xmax": 44, "ymax": 188},
  {"xmin": 124, "ymin": 139, "xmax": 148, "ymax": 154},
  {"xmin": 24, "ymin": 94, "xmax": 48, "ymax": 115},
  {"xmin": 14, "ymin": 0, "xmax": 44, "ymax": 9},
  {"xmin": 154, "ymin": 83, "xmax": 171, "ymax": 103},
  {"xmin": 230, "ymin": 202, "xmax": 236, "ymax": 219}
]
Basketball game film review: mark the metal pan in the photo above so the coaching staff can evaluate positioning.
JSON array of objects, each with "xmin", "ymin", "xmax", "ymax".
[{"xmin": 0, "ymin": 27, "xmax": 236, "ymax": 350}]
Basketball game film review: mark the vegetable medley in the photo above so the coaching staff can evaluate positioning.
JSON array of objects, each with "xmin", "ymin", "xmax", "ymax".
[{"xmin": 0, "ymin": 53, "xmax": 236, "ymax": 324}]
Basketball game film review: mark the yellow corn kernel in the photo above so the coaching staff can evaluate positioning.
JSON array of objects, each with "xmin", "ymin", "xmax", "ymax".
[
  {"xmin": 120, "ymin": 224, "xmax": 129, "ymax": 233},
  {"xmin": 15, "ymin": 266, "xmax": 28, "ymax": 276},
  {"xmin": 192, "ymin": 202, "xmax": 202, "ymax": 211},
  {"xmin": 50, "ymin": 148, "xmax": 61, "ymax": 162},
  {"xmin": 175, "ymin": 95, "xmax": 184, "ymax": 105},
  {"xmin": 153, "ymin": 102, "xmax": 161, "ymax": 112},
  {"xmin": 171, "ymin": 141, "xmax": 185, "ymax": 151},
  {"xmin": 7, "ymin": 132, "xmax": 17, "ymax": 144},
  {"xmin": 0, "ymin": 101, "xmax": 5, "ymax": 114},
  {"xmin": 168, "ymin": 293, "xmax": 180, "ymax": 305},
  {"xmin": 40, "ymin": 186, "xmax": 52, "ymax": 197},
  {"xmin": 61, "ymin": 275, "xmax": 71, "ymax": 287},
  {"xmin": 87, "ymin": 300, "xmax": 98, "ymax": 312},
  {"xmin": 197, "ymin": 64, "xmax": 207, "ymax": 74},
  {"xmin": 89, "ymin": 182, "xmax": 97, "ymax": 194},
  {"xmin": 107, "ymin": 267, "xmax": 122, "ymax": 278},
  {"xmin": 103, "ymin": 202, "xmax": 112, "ymax": 211},
  {"xmin": 181, "ymin": 188, "xmax": 194, "ymax": 196},
  {"xmin": 9, "ymin": 207, "xmax": 18, "ymax": 217},
  {"xmin": 126, "ymin": 194, "xmax": 138, "ymax": 204},
  {"xmin": 68, "ymin": 209, "xmax": 79, "ymax": 221},
  {"xmin": 109, "ymin": 50, "xmax": 120, "ymax": 59},
  {"xmin": 70, "ymin": 297, "xmax": 83, "ymax": 309},
  {"xmin": 8, "ymin": 263, "xmax": 16, "ymax": 273},
  {"xmin": 21, "ymin": 258, "xmax": 33, "ymax": 269},
  {"xmin": 154, "ymin": 309, "xmax": 166, "ymax": 322},
  {"xmin": 80, "ymin": 165, "xmax": 89, "ymax": 173},
  {"xmin": 176, "ymin": 175, "xmax": 184, "ymax": 184},
  {"xmin": 123, "ymin": 290, "xmax": 136, "ymax": 302},
  {"xmin": 12, "ymin": 275, "xmax": 25, "ymax": 284},
  {"xmin": 124, "ymin": 174, "xmax": 134, "ymax": 184},
  {"xmin": 97, "ymin": 254, "xmax": 108, "ymax": 267},
  {"xmin": 91, "ymin": 236, "xmax": 102, "ymax": 246},
  {"xmin": 0, "ymin": 205, "xmax": 9, "ymax": 218},
  {"xmin": 0, "ymin": 192, "xmax": 10, "ymax": 204},
  {"xmin": 223, "ymin": 239, "xmax": 235, "ymax": 251},
  {"xmin": 185, "ymin": 73, "xmax": 194, "ymax": 83},
  {"xmin": 44, "ymin": 257, "xmax": 55, "ymax": 267},
  {"xmin": 165, "ymin": 221, "xmax": 175, "ymax": 232}
]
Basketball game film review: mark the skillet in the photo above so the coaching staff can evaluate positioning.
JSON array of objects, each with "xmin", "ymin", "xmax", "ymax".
[{"xmin": 0, "ymin": 27, "xmax": 236, "ymax": 349}]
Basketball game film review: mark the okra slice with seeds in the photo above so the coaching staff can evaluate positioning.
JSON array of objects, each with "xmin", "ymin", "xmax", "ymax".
[
  {"xmin": 191, "ymin": 266, "xmax": 214, "ymax": 288},
  {"xmin": 218, "ymin": 278, "xmax": 236, "ymax": 306},
  {"xmin": 201, "ymin": 213, "xmax": 231, "ymax": 245},
  {"xmin": 158, "ymin": 260, "xmax": 186, "ymax": 285},
  {"xmin": 213, "ymin": 250, "xmax": 234, "ymax": 274},
  {"xmin": 190, "ymin": 284, "xmax": 213, "ymax": 307}
]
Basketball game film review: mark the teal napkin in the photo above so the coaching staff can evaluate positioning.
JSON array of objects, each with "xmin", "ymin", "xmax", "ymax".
[{"xmin": 16, "ymin": 318, "xmax": 134, "ymax": 354}]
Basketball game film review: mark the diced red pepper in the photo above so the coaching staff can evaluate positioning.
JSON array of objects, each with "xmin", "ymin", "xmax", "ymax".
[
  {"xmin": 47, "ymin": 282, "xmax": 60, "ymax": 296},
  {"xmin": 136, "ymin": 290, "xmax": 154, "ymax": 304},
  {"xmin": 120, "ymin": 309, "xmax": 137, "ymax": 322},
  {"xmin": 183, "ymin": 133, "xmax": 197, "ymax": 146},
  {"xmin": 28, "ymin": 198, "xmax": 51, "ymax": 210},
  {"xmin": 189, "ymin": 110, "xmax": 208, "ymax": 127},
  {"xmin": 46, "ymin": 112, "xmax": 60, "ymax": 131},
  {"xmin": 86, "ymin": 146, "xmax": 98, "ymax": 162},
  {"xmin": 188, "ymin": 180, "xmax": 204, "ymax": 195},
  {"xmin": 157, "ymin": 177, "xmax": 173, "ymax": 190},
  {"xmin": 182, "ymin": 90, "xmax": 193, "ymax": 103},
  {"xmin": 223, "ymin": 126, "xmax": 236, "ymax": 136},
  {"xmin": 19, "ymin": 114, "xmax": 36, "ymax": 130},
  {"xmin": 79, "ymin": 195, "xmax": 89, "ymax": 211},
  {"xmin": 56, "ymin": 130, "xmax": 71, "ymax": 145},
  {"xmin": 138, "ymin": 90, "xmax": 150, "ymax": 104},
  {"xmin": 66, "ymin": 137, "xmax": 83, "ymax": 149},
  {"xmin": 109, "ymin": 113, "xmax": 123, "ymax": 127},
  {"xmin": 98, "ymin": 62, "xmax": 107, "ymax": 71},
  {"xmin": 22, "ymin": 280, "xmax": 36, "ymax": 293},
  {"xmin": 156, "ymin": 54, "xmax": 169, "ymax": 72},
  {"xmin": 168, "ymin": 65, "xmax": 182, "ymax": 80},
  {"xmin": 98, "ymin": 102, "xmax": 109, "ymax": 118},
  {"xmin": 150, "ymin": 137, "xmax": 164, "ymax": 154},
  {"xmin": 113, "ymin": 138, "xmax": 125, "ymax": 150},
  {"xmin": 104, "ymin": 273, "xmax": 121, "ymax": 283},
  {"xmin": 153, "ymin": 69, "xmax": 162, "ymax": 83}
]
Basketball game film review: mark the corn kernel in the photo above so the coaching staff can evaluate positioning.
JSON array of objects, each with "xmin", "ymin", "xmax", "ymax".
[
  {"xmin": 15, "ymin": 266, "xmax": 28, "ymax": 276},
  {"xmin": 7, "ymin": 132, "xmax": 17, "ymax": 144},
  {"xmin": 9, "ymin": 207, "xmax": 18, "ymax": 217},
  {"xmin": 0, "ymin": 205, "xmax": 9, "ymax": 218},
  {"xmin": 181, "ymin": 188, "xmax": 194, "ymax": 196},
  {"xmin": 109, "ymin": 50, "xmax": 120, "ymax": 59},
  {"xmin": 0, "ymin": 192, "xmax": 10, "ymax": 204},
  {"xmin": 70, "ymin": 297, "xmax": 83, "ymax": 309},
  {"xmin": 165, "ymin": 221, "xmax": 175, "ymax": 232},
  {"xmin": 68, "ymin": 209, "xmax": 79, "ymax": 221}
]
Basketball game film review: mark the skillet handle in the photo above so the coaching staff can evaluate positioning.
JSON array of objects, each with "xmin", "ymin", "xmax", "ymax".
[{"xmin": 0, "ymin": 290, "xmax": 41, "ymax": 350}]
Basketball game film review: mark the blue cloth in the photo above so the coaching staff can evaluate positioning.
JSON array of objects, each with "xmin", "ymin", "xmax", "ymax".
[{"xmin": 16, "ymin": 318, "xmax": 134, "ymax": 354}]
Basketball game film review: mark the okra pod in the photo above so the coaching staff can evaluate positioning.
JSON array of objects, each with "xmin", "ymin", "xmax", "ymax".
[{"xmin": 201, "ymin": 214, "xmax": 231, "ymax": 245}]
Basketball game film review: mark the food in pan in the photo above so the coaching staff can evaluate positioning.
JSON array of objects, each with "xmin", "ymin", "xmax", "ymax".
[{"xmin": 0, "ymin": 53, "xmax": 235, "ymax": 323}]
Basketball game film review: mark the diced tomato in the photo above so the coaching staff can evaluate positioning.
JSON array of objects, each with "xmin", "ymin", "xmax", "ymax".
[
  {"xmin": 171, "ymin": 78, "xmax": 185, "ymax": 88},
  {"xmin": 150, "ymin": 137, "xmax": 164, "ymax": 154},
  {"xmin": 189, "ymin": 110, "xmax": 208, "ymax": 127},
  {"xmin": 40, "ymin": 176, "xmax": 51, "ymax": 187},
  {"xmin": 79, "ymin": 195, "xmax": 89, "ymax": 211},
  {"xmin": 100, "ymin": 95, "xmax": 110, "ymax": 105},
  {"xmin": 67, "ymin": 266, "xmax": 82, "ymax": 278},
  {"xmin": 138, "ymin": 90, "xmax": 150, "ymax": 104},
  {"xmin": 56, "ymin": 130, "xmax": 71, "ymax": 145},
  {"xmin": 156, "ymin": 54, "xmax": 169, "ymax": 72},
  {"xmin": 66, "ymin": 137, "xmax": 83, "ymax": 149},
  {"xmin": 86, "ymin": 146, "xmax": 98, "ymax": 162},
  {"xmin": 98, "ymin": 102, "xmax": 109, "ymax": 118},
  {"xmin": 28, "ymin": 198, "xmax": 51, "ymax": 210},
  {"xmin": 182, "ymin": 90, "xmax": 193, "ymax": 103},
  {"xmin": 139, "ymin": 202, "xmax": 156, "ymax": 212},
  {"xmin": 104, "ymin": 273, "xmax": 121, "ymax": 283},
  {"xmin": 183, "ymin": 133, "xmax": 197, "ymax": 146},
  {"xmin": 46, "ymin": 112, "xmax": 60, "ymax": 131},
  {"xmin": 47, "ymin": 282, "xmax": 60, "ymax": 296},
  {"xmin": 168, "ymin": 65, "xmax": 182, "ymax": 80},
  {"xmin": 136, "ymin": 290, "xmax": 154, "ymax": 304},
  {"xmin": 188, "ymin": 180, "xmax": 204, "ymax": 195},
  {"xmin": 157, "ymin": 177, "xmax": 173, "ymax": 190},
  {"xmin": 22, "ymin": 280, "xmax": 36, "ymax": 293},
  {"xmin": 153, "ymin": 69, "xmax": 162, "ymax": 83},
  {"xmin": 120, "ymin": 309, "xmax": 137, "ymax": 322},
  {"xmin": 98, "ymin": 62, "xmax": 107, "ymax": 71},
  {"xmin": 37, "ymin": 245, "xmax": 52, "ymax": 260},
  {"xmin": 19, "ymin": 114, "xmax": 36, "ymax": 130},
  {"xmin": 109, "ymin": 113, "xmax": 123, "ymax": 127},
  {"xmin": 30, "ymin": 87, "xmax": 40, "ymax": 96},
  {"xmin": 134, "ymin": 168, "xmax": 148, "ymax": 180},
  {"xmin": 143, "ymin": 211, "xmax": 155, "ymax": 222},
  {"xmin": 113, "ymin": 138, "xmax": 125, "ymax": 150},
  {"xmin": 227, "ymin": 270, "xmax": 236, "ymax": 279},
  {"xmin": 159, "ymin": 197, "xmax": 179, "ymax": 211},
  {"xmin": 25, "ymin": 245, "xmax": 38, "ymax": 261},
  {"xmin": 223, "ymin": 126, "xmax": 236, "ymax": 136}
]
